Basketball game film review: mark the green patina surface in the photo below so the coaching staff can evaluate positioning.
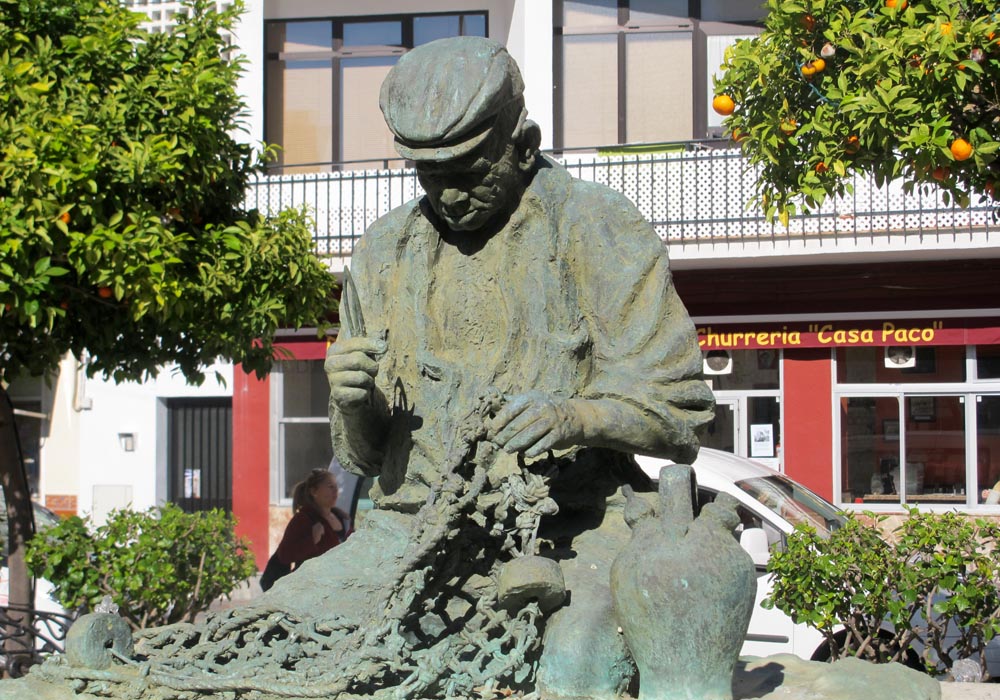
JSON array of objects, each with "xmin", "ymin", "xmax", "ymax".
[{"xmin": 0, "ymin": 36, "xmax": 939, "ymax": 700}]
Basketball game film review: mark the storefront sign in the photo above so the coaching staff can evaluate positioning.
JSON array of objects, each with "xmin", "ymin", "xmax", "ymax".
[{"xmin": 697, "ymin": 319, "xmax": 1000, "ymax": 350}]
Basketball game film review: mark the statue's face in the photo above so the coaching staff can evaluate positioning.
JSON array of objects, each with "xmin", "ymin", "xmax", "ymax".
[{"xmin": 416, "ymin": 136, "xmax": 522, "ymax": 232}]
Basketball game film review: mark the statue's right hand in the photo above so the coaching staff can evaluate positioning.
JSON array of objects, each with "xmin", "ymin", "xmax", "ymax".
[{"xmin": 324, "ymin": 337, "xmax": 386, "ymax": 412}]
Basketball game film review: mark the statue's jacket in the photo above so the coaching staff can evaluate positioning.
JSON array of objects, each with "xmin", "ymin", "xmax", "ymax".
[{"xmin": 332, "ymin": 156, "xmax": 714, "ymax": 517}]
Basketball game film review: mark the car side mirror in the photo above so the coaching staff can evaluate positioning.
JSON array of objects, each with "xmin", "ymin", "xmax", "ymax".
[{"xmin": 740, "ymin": 527, "xmax": 770, "ymax": 568}]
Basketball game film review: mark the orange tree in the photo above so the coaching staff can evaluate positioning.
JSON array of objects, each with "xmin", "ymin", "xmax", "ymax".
[
  {"xmin": 714, "ymin": 0, "xmax": 1000, "ymax": 223},
  {"xmin": 0, "ymin": 0, "xmax": 335, "ymax": 615}
]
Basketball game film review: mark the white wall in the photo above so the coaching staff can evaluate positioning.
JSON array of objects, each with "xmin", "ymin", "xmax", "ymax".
[
  {"xmin": 233, "ymin": 0, "xmax": 265, "ymax": 147},
  {"xmin": 45, "ymin": 360, "xmax": 232, "ymax": 524},
  {"xmin": 507, "ymin": 0, "xmax": 553, "ymax": 150}
]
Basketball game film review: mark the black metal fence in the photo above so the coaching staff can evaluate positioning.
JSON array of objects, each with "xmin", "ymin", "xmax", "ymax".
[
  {"xmin": 245, "ymin": 146, "xmax": 998, "ymax": 258},
  {"xmin": 0, "ymin": 604, "xmax": 75, "ymax": 677}
]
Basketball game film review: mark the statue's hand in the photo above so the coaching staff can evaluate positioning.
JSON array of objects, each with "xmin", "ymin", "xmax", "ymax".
[
  {"xmin": 488, "ymin": 392, "xmax": 584, "ymax": 458},
  {"xmin": 324, "ymin": 337, "xmax": 386, "ymax": 414}
]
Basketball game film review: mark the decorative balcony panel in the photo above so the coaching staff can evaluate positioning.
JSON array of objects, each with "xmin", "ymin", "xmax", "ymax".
[{"xmin": 244, "ymin": 148, "xmax": 999, "ymax": 261}]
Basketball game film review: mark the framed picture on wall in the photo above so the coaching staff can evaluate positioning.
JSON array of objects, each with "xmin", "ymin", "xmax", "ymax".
[
  {"xmin": 909, "ymin": 396, "xmax": 936, "ymax": 422},
  {"xmin": 883, "ymin": 419, "xmax": 899, "ymax": 441}
]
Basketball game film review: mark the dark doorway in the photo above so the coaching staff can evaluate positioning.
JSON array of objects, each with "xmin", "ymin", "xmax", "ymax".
[{"xmin": 167, "ymin": 398, "xmax": 232, "ymax": 513}]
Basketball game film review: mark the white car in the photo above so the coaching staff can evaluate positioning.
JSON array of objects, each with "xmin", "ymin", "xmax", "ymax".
[
  {"xmin": 0, "ymin": 499, "xmax": 65, "ymax": 613},
  {"xmin": 635, "ymin": 448, "xmax": 1000, "ymax": 676},
  {"xmin": 633, "ymin": 448, "xmax": 847, "ymax": 661}
]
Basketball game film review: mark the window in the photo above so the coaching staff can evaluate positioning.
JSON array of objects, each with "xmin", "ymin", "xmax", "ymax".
[
  {"xmin": 835, "ymin": 345, "xmax": 1000, "ymax": 507},
  {"xmin": 553, "ymin": 1, "xmax": 764, "ymax": 148},
  {"xmin": 272, "ymin": 361, "xmax": 333, "ymax": 503},
  {"xmin": 554, "ymin": 0, "xmax": 692, "ymax": 149},
  {"xmin": 265, "ymin": 13, "xmax": 488, "ymax": 172}
]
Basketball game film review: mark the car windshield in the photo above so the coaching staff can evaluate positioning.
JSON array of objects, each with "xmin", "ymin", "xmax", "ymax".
[{"xmin": 735, "ymin": 474, "xmax": 847, "ymax": 536}]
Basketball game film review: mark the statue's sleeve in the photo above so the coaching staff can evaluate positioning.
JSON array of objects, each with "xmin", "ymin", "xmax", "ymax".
[
  {"xmin": 569, "ymin": 183, "xmax": 715, "ymax": 463},
  {"xmin": 328, "ymin": 224, "xmax": 390, "ymax": 478}
]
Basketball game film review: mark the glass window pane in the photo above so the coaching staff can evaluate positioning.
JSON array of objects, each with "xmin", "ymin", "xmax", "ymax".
[
  {"xmin": 462, "ymin": 14, "xmax": 487, "ymax": 37},
  {"xmin": 344, "ymin": 21, "xmax": 402, "ymax": 47},
  {"xmin": 977, "ymin": 346, "xmax": 1000, "ymax": 379},
  {"xmin": 840, "ymin": 396, "xmax": 900, "ymax": 504},
  {"xmin": 414, "ymin": 15, "xmax": 460, "ymax": 45},
  {"xmin": 265, "ymin": 59, "xmax": 333, "ymax": 171},
  {"xmin": 282, "ymin": 423, "xmax": 334, "ymax": 500},
  {"xmin": 977, "ymin": 396, "xmax": 1000, "ymax": 503},
  {"xmin": 702, "ymin": 402, "xmax": 735, "ymax": 453},
  {"xmin": 904, "ymin": 395, "xmax": 965, "ymax": 504},
  {"xmin": 628, "ymin": 0, "xmax": 688, "ymax": 25},
  {"xmin": 562, "ymin": 34, "xmax": 618, "ymax": 148},
  {"xmin": 625, "ymin": 32, "xmax": 692, "ymax": 143},
  {"xmin": 267, "ymin": 21, "xmax": 331, "ymax": 54},
  {"xmin": 562, "ymin": 0, "xmax": 618, "ymax": 28},
  {"xmin": 341, "ymin": 56, "xmax": 399, "ymax": 163},
  {"xmin": 837, "ymin": 346, "xmax": 965, "ymax": 383},
  {"xmin": 281, "ymin": 361, "xmax": 330, "ymax": 417},
  {"xmin": 704, "ymin": 350, "xmax": 779, "ymax": 391}
]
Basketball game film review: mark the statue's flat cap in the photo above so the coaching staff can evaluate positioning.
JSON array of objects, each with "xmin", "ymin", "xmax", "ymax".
[{"xmin": 380, "ymin": 36, "xmax": 524, "ymax": 162}]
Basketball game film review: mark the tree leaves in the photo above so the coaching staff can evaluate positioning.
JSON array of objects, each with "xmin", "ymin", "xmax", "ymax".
[
  {"xmin": 26, "ymin": 505, "xmax": 257, "ymax": 630},
  {"xmin": 0, "ymin": 0, "xmax": 336, "ymax": 384},
  {"xmin": 766, "ymin": 509, "xmax": 1000, "ymax": 677},
  {"xmin": 715, "ymin": 0, "xmax": 1000, "ymax": 220}
]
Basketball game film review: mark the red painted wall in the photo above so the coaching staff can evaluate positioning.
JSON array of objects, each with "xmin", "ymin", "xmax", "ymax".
[
  {"xmin": 231, "ymin": 339, "xmax": 330, "ymax": 569},
  {"xmin": 232, "ymin": 368, "xmax": 270, "ymax": 569},
  {"xmin": 782, "ymin": 348, "xmax": 834, "ymax": 500}
]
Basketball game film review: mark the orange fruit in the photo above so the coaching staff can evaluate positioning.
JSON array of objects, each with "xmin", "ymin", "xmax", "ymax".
[
  {"xmin": 886, "ymin": 0, "xmax": 907, "ymax": 8},
  {"xmin": 950, "ymin": 138, "xmax": 973, "ymax": 161},
  {"xmin": 815, "ymin": 162, "xmax": 829, "ymax": 174},
  {"xmin": 801, "ymin": 58, "xmax": 826, "ymax": 77},
  {"xmin": 97, "ymin": 287, "xmax": 113, "ymax": 299},
  {"xmin": 59, "ymin": 212, "xmax": 70, "ymax": 224},
  {"xmin": 712, "ymin": 94, "xmax": 736, "ymax": 116},
  {"xmin": 932, "ymin": 166, "xmax": 950, "ymax": 181},
  {"xmin": 799, "ymin": 14, "xmax": 816, "ymax": 31},
  {"xmin": 845, "ymin": 135, "xmax": 860, "ymax": 154}
]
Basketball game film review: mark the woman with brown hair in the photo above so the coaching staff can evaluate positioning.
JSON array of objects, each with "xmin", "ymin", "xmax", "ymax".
[{"xmin": 260, "ymin": 468, "xmax": 352, "ymax": 591}]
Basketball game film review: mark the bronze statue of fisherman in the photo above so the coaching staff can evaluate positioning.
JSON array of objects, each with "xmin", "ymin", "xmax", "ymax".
[{"xmin": 0, "ymin": 36, "xmax": 759, "ymax": 700}]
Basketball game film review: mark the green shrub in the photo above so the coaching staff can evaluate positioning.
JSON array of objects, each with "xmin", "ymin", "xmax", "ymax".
[
  {"xmin": 26, "ymin": 504, "xmax": 256, "ymax": 630},
  {"xmin": 764, "ymin": 508, "xmax": 1000, "ymax": 678}
]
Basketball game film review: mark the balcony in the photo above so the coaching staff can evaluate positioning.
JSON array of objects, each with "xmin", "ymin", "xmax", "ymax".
[{"xmin": 244, "ymin": 143, "xmax": 1000, "ymax": 271}]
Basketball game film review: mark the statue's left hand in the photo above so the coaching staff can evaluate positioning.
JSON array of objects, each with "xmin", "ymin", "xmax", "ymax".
[{"xmin": 488, "ymin": 392, "xmax": 584, "ymax": 458}]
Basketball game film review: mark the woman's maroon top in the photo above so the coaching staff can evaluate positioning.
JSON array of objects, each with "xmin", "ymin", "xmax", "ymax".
[{"xmin": 274, "ymin": 506, "xmax": 352, "ymax": 568}]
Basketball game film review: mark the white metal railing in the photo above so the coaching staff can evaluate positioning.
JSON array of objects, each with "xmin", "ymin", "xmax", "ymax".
[{"xmin": 245, "ymin": 148, "xmax": 999, "ymax": 259}]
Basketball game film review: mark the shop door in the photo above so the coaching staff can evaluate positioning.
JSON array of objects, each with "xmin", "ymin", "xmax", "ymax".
[
  {"xmin": 703, "ymin": 399, "xmax": 739, "ymax": 454},
  {"xmin": 745, "ymin": 396, "xmax": 781, "ymax": 470},
  {"xmin": 704, "ymin": 396, "xmax": 782, "ymax": 469}
]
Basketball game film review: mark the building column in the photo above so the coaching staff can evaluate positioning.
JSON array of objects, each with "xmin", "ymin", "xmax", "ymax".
[
  {"xmin": 782, "ymin": 348, "xmax": 834, "ymax": 500},
  {"xmin": 233, "ymin": 368, "xmax": 270, "ymax": 568}
]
